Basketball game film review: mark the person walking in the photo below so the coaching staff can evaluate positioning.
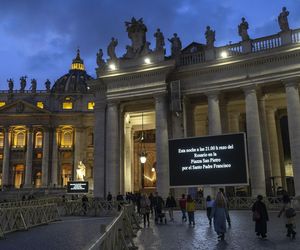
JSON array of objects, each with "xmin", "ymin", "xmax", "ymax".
[
  {"xmin": 166, "ymin": 193, "xmax": 177, "ymax": 221},
  {"xmin": 252, "ymin": 195, "xmax": 269, "ymax": 239},
  {"xmin": 206, "ymin": 195, "xmax": 214, "ymax": 226},
  {"xmin": 81, "ymin": 195, "xmax": 89, "ymax": 215},
  {"xmin": 219, "ymin": 188, "xmax": 231, "ymax": 227},
  {"xmin": 278, "ymin": 194, "xmax": 296, "ymax": 239},
  {"xmin": 211, "ymin": 192, "xmax": 227, "ymax": 241},
  {"xmin": 140, "ymin": 194, "xmax": 151, "ymax": 227},
  {"xmin": 179, "ymin": 194, "xmax": 187, "ymax": 222},
  {"xmin": 153, "ymin": 192, "xmax": 164, "ymax": 223},
  {"xmin": 186, "ymin": 194, "xmax": 196, "ymax": 226}
]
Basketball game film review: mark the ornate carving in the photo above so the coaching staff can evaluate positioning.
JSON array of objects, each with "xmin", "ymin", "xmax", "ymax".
[{"xmin": 16, "ymin": 102, "xmax": 25, "ymax": 113}]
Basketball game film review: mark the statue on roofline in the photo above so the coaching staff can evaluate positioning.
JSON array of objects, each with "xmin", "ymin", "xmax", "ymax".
[
  {"xmin": 20, "ymin": 76, "xmax": 27, "ymax": 92},
  {"xmin": 7, "ymin": 78, "xmax": 14, "ymax": 92},
  {"xmin": 45, "ymin": 79, "xmax": 51, "ymax": 92},
  {"xmin": 30, "ymin": 79, "xmax": 37, "ymax": 93},
  {"xmin": 96, "ymin": 48, "xmax": 105, "ymax": 67},
  {"xmin": 168, "ymin": 33, "xmax": 182, "ymax": 57},
  {"xmin": 107, "ymin": 37, "xmax": 118, "ymax": 61},
  {"xmin": 238, "ymin": 17, "xmax": 250, "ymax": 41},
  {"xmin": 154, "ymin": 28, "xmax": 165, "ymax": 52},
  {"xmin": 278, "ymin": 7, "xmax": 290, "ymax": 32},
  {"xmin": 205, "ymin": 26, "xmax": 215, "ymax": 49}
]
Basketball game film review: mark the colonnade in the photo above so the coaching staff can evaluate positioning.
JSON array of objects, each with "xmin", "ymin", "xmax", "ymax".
[{"xmin": 94, "ymin": 78, "xmax": 300, "ymax": 198}]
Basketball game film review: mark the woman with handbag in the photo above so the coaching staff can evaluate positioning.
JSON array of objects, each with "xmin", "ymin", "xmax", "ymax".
[
  {"xmin": 140, "ymin": 194, "xmax": 151, "ymax": 227},
  {"xmin": 251, "ymin": 195, "xmax": 269, "ymax": 239}
]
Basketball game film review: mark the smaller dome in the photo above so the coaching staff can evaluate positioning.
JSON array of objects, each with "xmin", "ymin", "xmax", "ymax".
[{"xmin": 51, "ymin": 49, "xmax": 93, "ymax": 93}]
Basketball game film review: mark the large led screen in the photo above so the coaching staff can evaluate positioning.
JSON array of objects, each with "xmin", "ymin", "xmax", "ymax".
[{"xmin": 169, "ymin": 133, "xmax": 248, "ymax": 187}]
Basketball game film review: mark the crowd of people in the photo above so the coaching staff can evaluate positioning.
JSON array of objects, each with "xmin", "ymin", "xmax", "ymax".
[{"xmin": 105, "ymin": 189, "xmax": 297, "ymax": 242}]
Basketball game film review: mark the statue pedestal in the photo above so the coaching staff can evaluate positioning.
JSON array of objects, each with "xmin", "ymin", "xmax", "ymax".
[
  {"xmin": 205, "ymin": 48, "xmax": 216, "ymax": 61},
  {"xmin": 242, "ymin": 40, "xmax": 252, "ymax": 53},
  {"xmin": 280, "ymin": 30, "xmax": 292, "ymax": 45}
]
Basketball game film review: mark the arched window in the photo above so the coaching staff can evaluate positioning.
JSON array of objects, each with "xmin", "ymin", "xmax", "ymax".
[
  {"xmin": 62, "ymin": 131, "xmax": 73, "ymax": 147},
  {"xmin": 0, "ymin": 132, "xmax": 4, "ymax": 148},
  {"xmin": 16, "ymin": 132, "xmax": 25, "ymax": 147},
  {"xmin": 35, "ymin": 132, "xmax": 43, "ymax": 148}
]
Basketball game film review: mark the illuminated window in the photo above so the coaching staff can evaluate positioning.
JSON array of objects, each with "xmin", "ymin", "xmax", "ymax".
[
  {"xmin": 36, "ymin": 153, "xmax": 42, "ymax": 159},
  {"xmin": 88, "ymin": 102, "xmax": 95, "ymax": 110},
  {"xmin": 65, "ymin": 97, "xmax": 71, "ymax": 101},
  {"xmin": 0, "ymin": 102, "xmax": 5, "ymax": 108},
  {"xmin": 36, "ymin": 102, "xmax": 44, "ymax": 109},
  {"xmin": 0, "ymin": 133, "xmax": 4, "ymax": 148},
  {"xmin": 35, "ymin": 132, "xmax": 43, "ymax": 148},
  {"xmin": 61, "ymin": 130, "xmax": 73, "ymax": 148},
  {"xmin": 14, "ymin": 131, "xmax": 25, "ymax": 148},
  {"xmin": 63, "ymin": 102, "xmax": 73, "ymax": 110},
  {"xmin": 0, "ymin": 154, "xmax": 3, "ymax": 160}
]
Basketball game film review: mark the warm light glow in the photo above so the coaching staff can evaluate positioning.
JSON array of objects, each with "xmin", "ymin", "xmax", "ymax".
[
  {"xmin": 109, "ymin": 63, "xmax": 116, "ymax": 70},
  {"xmin": 36, "ymin": 102, "xmax": 44, "ymax": 109},
  {"xmin": 35, "ymin": 132, "xmax": 43, "ymax": 148},
  {"xmin": 151, "ymin": 167, "xmax": 156, "ymax": 172},
  {"xmin": 220, "ymin": 51, "xmax": 228, "ymax": 59},
  {"xmin": 63, "ymin": 102, "xmax": 73, "ymax": 110},
  {"xmin": 71, "ymin": 62, "xmax": 85, "ymax": 71},
  {"xmin": 0, "ymin": 133, "xmax": 4, "ymax": 148},
  {"xmin": 0, "ymin": 102, "xmax": 6, "ymax": 107},
  {"xmin": 144, "ymin": 175, "xmax": 155, "ymax": 182},
  {"xmin": 140, "ymin": 155, "xmax": 147, "ymax": 164},
  {"xmin": 88, "ymin": 102, "xmax": 95, "ymax": 110},
  {"xmin": 144, "ymin": 58, "xmax": 151, "ymax": 64}
]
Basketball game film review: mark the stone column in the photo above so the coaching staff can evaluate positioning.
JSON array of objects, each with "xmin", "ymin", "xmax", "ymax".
[
  {"xmin": 51, "ymin": 128, "xmax": 58, "ymax": 187},
  {"xmin": 207, "ymin": 92, "xmax": 222, "ymax": 135},
  {"xmin": 258, "ymin": 96, "xmax": 272, "ymax": 196},
  {"xmin": 266, "ymin": 108, "xmax": 282, "ymax": 190},
  {"xmin": 2, "ymin": 127, "xmax": 11, "ymax": 189},
  {"xmin": 155, "ymin": 93, "xmax": 169, "ymax": 198},
  {"xmin": 42, "ymin": 128, "xmax": 50, "ymax": 187},
  {"xmin": 284, "ymin": 80, "xmax": 300, "ymax": 197},
  {"xmin": 93, "ymin": 100, "xmax": 106, "ymax": 198},
  {"xmin": 205, "ymin": 92, "xmax": 222, "ymax": 198},
  {"xmin": 182, "ymin": 96, "xmax": 194, "ymax": 137},
  {"xmin": 24, "ymin": 127, "xmax": 34, "ymax": 188},
  {"xmin": 244, "ymin": 87, "xmax": 266, "ymax": 196},
  {"xmin": 74, "ymin": 127, "xmax": 83, "ymax": 180},
  {"xmin": 106, "ymin": 102, "xmax": 120, "ymax": 197},
  {"xmin": 124, "ymin": 122, "xmax": 132, "ymax": 192}
]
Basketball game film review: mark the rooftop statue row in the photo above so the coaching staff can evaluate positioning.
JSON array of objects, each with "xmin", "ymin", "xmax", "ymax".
[
  {"xmin": 96, "ymin": 6, "xmax": 291, "ymax": 68},
  {"xmin": 7, "ymin": 77, "xmax": 51, "ymax": 93}
]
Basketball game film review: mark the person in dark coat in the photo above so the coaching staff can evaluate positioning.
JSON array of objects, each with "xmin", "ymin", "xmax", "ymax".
[
  {"xmin": 252, "ymin": 195, "xmax": 269, "ymax": 239},
  {"xmin": 166, "ymin": 193, "xmax": 177, "ymax": 221},
  {"xmin": 152, "ymin": 192, "xmax": 164, "ymax": 223}
]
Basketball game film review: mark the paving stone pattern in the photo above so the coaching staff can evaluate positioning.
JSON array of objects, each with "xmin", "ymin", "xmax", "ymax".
[
  {"xmin": 0, "ymin": 216, "xmax": 112, "ymax": 250},
  {"xmin": 134, "ymin": 210, "xmax": 300, "ymax": 250}
]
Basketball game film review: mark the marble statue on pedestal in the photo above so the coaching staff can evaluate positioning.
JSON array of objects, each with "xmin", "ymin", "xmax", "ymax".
[
  {"xmin": 76, "ymin": 161, "xmax": 86, "ymax": 181},
  {"xmin": 238, "ymin": 17, "xmax": 250, "ymax": 41},
  {"xmin": 278, "ymin": 7, "xmax": 290, "ymax": 32}
]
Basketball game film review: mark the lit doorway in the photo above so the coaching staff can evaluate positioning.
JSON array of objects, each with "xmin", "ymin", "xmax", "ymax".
[
  {"xmin": 62, "ymin": 164, "xmax": 72, "ymax": 187},
  {"xmin": 14, "ymin": 164, "xmax": 24, "ymax": 188}
]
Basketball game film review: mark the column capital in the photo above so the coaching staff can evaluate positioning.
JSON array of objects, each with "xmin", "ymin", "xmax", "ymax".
[
  {"xmin": 243, "ymin": 85, "xmax": 259, "ymax": 95},
  {"xmin": 205, "ymin": 90, "xmax": 220, "ymax": 99},
  {"xmin": 107, "ymin": 100, "xmax": 119, "ymax": 108},
  {"xmin": 43, "ymin": 127, "xmax": 50, "ymax": 133},
  {"xmin": 27, "ymin": 125, "xmax": 33, "ymax": 133},
  {"xmin": 154, "ymin": 92, "xmax": 167, "ymax": 101},
  {"xmin": 282, "ymin": 77, "xmax": 300, "ymax": 88}
]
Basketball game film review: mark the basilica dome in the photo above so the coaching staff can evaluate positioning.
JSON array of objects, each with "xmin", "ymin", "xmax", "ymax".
[{"xmin": 51, "ymin": 49, "xmax": 93, "ymax": 93}]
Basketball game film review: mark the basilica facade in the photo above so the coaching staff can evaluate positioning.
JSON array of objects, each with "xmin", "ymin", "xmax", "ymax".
[{"xmin": 1, "ymin": 8, "xmax": 300, "ymax": 198}]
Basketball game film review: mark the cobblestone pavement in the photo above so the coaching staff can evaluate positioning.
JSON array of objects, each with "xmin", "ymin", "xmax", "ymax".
[
  {"xmin": 0, "ymin": 216, "xmax": 112, "ymax": 250},
  {"xmin": 134, "ymin": 210, "xmax": 300, "ymax": 250}
]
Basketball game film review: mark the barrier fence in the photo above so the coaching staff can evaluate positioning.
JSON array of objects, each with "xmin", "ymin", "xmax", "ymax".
[
  {"xmin": 0, "ymin": 204, "xmax": 60, "ymax": 238},
  {"xmin": 88, "ymin": 204, "xmax": 140, "ymax": 250}
]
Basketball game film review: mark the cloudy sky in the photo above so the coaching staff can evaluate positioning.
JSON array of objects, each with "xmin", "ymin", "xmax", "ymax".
[{"xmin": 0, "ymin": 0, "xmax": 299, "ymax": 90}]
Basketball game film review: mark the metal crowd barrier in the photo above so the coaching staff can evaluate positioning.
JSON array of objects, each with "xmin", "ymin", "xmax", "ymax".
[
  {"xmin": 0, "ymin": 197, "xmax": 62, "ymax": 209},
  {"xmin": 0, "ymin": 204, "xmax": 60, "ymax": 238},
  {"xmin": 88, "ymin": 203, "xmax": 140, "ymax": 250}
]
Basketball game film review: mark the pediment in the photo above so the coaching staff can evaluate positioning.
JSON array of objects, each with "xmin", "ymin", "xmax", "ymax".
[{"xmin": 0, "ymin": 100, "xmax": 51, "ymax": 114}]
